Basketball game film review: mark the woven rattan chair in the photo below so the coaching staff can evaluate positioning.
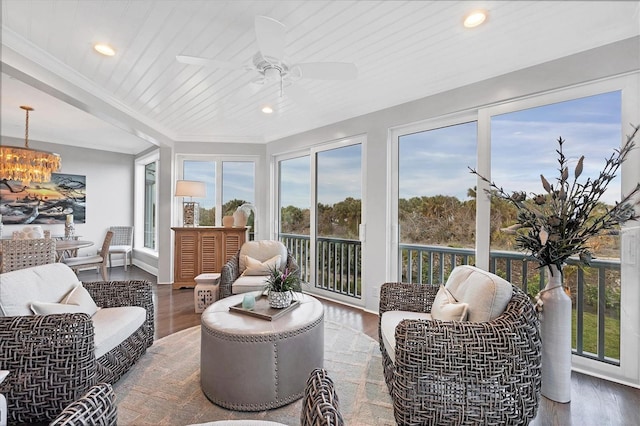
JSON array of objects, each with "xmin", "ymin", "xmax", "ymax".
[
  {"xmin": 64, "ymin": 231, "xmax": 113, "ymax": 281},
  {"xmin": 50, "ymin": 382, "xmax": 117, "ymax": 426},
  {"xmin": 0, "ymin": 278, "xmax": 154, "ymax": 424},
  {"xmin": 379, "ymin": 282, "xmax": 542, "ymax": 425},
  {"xmin": 219, "ymin": 241, "xmax": 299, "ymax": 299},
  {"xmin": 301, "ymin": 368, "xmax": 344, "ymax": 426},
  {"xmin": 0, "ymin": 237, "xmax": 56, "ymax": 272},
  {"xmin": 108, "ymin": 225, "xmax": 133, "ymax": 271}
]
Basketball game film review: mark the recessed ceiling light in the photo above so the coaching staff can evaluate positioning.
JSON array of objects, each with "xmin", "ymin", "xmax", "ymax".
[
  {"xmin": 94, "ymin": 43, "xmax": 116, "ymax": 56},
  {"xmin": 261, "ymin": 105, "xmax": 274, "ymax": 114},
  {"xmin": 463, "ymin": 10, "xmax": 487, "ymax": 28}
]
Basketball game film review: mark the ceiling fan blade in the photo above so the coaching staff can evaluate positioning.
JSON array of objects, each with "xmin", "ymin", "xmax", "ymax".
[
  {"xmin": 176, "ymin": 55, "xmax": 246, "ymax": 70},
  {"xmin": 255, "ymin": 16, "xmax": 286, "ymax": 62},
  {"xmin": 294, "ymin": 62, "xmax": 358, "ymax": 80}
]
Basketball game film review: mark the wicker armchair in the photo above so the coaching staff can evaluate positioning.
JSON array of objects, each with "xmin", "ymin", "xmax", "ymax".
[
  {"xmin": 219, "ymin": 241, "xmax": 299, "ymax": 299},
  {"xmin": 0, "ymin": 238, "xmax": 56, "ymax": 272},
  {"xmin": 0, "ymin": 279, "xmax": 154, "ymax": 424},
  {"xmin": 50, "ymin": 382, "xmax": 117, "ymax": 426},
  {"xmin": 379, "ymin": 282, "xmax": 542, "ymax": 425}
]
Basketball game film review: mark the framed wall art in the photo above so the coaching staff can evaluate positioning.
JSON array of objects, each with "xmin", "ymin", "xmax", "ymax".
[{"xmin": 0, "ymin": 173, "xmax": 86, "ymax": 225}]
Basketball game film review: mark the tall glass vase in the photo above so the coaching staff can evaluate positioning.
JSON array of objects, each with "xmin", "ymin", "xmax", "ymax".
[{"xmin": 539, "ymin": 264, "xmax": 572, "ymax": 403}]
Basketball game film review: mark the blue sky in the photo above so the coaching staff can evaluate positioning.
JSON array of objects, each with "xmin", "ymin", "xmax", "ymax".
[
  {"xmin": 183, "ymin": 160, "xmax": 254, "ymax": 209},
  {"xmin": 399, "ymin": 91, "xmax": 623, "ymax": 205},
  {"xmin": 187, "ymin": 91, "xmax": 623, "ymax": 210}
]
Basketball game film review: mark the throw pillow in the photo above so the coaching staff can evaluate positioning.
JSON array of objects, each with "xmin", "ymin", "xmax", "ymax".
[
  {"xmin": 61, "ymin": 283, "xmax": 99, "ymax": 316},
  {"xmin": 31, "ymin": 301, "xmax": 88, "ymax": 315},
  {"xmin": 241, "ymin": 255, "xmax": 282, "ymax": 276},
  {"xmin": 431, "ymin": 285, "xmax": 469, "ymax": 321}
]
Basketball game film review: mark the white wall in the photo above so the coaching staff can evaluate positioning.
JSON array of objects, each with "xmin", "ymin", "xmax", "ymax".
[{"xmin": 1, "ymin": 137, "xmax": 134, "ymax": 266}]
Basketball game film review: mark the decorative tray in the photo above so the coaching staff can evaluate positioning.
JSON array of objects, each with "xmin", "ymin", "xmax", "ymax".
[{"xmin": 229, "ymin": 295, "xmax": 300, "ymax": 321}]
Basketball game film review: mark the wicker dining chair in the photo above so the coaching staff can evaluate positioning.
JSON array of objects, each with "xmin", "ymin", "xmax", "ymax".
[
  {"xmin": 63, "ymin": 231, "xmax": 113, "ymax": 281},
  {"xmin": 379, "ymin": 280, "xmax": 542, "ymax": 425},
  {"xmin": 0, "ymin": 237, "xmax": 56, "ymax": 273},
  {"xmin": 108, "ymin": 225, "xmax": 133, "ymax": 271}
]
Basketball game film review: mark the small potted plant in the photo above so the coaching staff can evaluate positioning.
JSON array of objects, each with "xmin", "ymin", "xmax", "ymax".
[{"xmin": 264, "ymin": 265, "xmax": 301, "ymax": 308}]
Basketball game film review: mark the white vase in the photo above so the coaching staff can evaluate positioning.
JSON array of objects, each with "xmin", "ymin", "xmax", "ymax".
[
  {"xmin": 233, "ymin": 210, "xmax": 247, "ymax": 227},
  {"xmin": 539, "ymin": 264, "xmax": 572, "ymax": 403}
]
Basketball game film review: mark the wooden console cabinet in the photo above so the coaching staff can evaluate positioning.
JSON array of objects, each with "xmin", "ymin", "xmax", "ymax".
[{"xmin": 172, "ymin": 227, "xmax": 248, "ymax": 289}]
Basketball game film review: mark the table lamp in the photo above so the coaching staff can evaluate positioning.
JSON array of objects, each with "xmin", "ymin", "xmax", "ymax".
[{"xmin": 175, "ymin": 180, "xmax": 206, "ymax": 226}]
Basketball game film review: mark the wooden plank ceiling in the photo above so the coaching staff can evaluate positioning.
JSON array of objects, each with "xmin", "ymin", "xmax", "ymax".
[{"xmin": 1, "ymin": 1, "xmax": 638, "ymax": 153}]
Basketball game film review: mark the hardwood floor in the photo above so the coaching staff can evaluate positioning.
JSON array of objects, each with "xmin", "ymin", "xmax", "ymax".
[{"xmin": 81, "ymin": 266, "xmax": 639, "ymax": 425}]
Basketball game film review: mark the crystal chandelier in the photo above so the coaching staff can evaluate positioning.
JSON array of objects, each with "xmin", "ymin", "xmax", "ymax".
[{"xmin": 0, "ymin": 105, "xmax": 61, "ymax": 186}]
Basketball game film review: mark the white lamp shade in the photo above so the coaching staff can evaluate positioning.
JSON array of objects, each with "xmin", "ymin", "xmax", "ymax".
[{"xmin": 175, "ymin": 180, "xmax": 206, "ymax": 198}]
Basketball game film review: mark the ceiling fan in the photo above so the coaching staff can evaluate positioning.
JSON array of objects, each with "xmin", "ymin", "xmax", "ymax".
[{"xmin": 176, "ymin": 16, "xmax": 358, "ymax": 103}]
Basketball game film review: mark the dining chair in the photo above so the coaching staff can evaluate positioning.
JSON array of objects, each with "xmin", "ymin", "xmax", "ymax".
[
  {"xmin": 108, "ymin": 226, "xmax": 134, "ymax": 271},
  {"xmin": 63, "ymin": 231, "xmax": 113, "ymax": 280},
  {"xmin": 0, "ymin": 238, "xmax": 56, "ymax": 273}
]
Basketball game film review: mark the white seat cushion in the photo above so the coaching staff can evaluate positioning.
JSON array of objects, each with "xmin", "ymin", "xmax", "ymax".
[
  {"xmin": 380, "ymin": 310, "xmax": 432, "ymax": 364},
  {"xmin": 188, "ymin": 422, "xmax": 286, "ymax": 426},
  {"xmin": 232, "ymin": 275, "xmax": 268, "ymax": 294},
  {"xmin": 108, "ymin": 245, "xmax": 132, "ymax": 253},
  {"xmin": 444, "ymin": 265, "xmax": 513, "ymax": 322},
  {"xmin": 63, "ymin": 255, "xmax": 103, "ymax": 267},
  {"xmin": 92, "ymin": 306, "xmax": 146, "ymax": 358}
]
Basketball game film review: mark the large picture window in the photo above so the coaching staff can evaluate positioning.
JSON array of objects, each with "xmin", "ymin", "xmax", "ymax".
[
  {"xmin": 489, "ymin": 91, "xmax": 623, "ymax": 362},
  {"xmin": 178, "ymin": 156, "xmax": 256, "ymax": 231}
]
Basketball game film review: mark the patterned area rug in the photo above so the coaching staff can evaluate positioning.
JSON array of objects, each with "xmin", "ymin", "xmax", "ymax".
[{"xmin": 113, "ymin": 321, "xmax": 395, "ymax": 425}]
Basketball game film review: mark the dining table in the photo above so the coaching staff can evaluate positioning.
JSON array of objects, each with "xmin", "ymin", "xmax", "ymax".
[{"xmin": 55, "ymin": 239, "xmax": 94, "ymax": 262}]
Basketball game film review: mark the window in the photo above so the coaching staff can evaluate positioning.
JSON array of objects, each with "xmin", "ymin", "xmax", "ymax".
[
  {"xmin": 395, "ymin": 120, "xmax": 478, "ymax": 283},
  {"xmin": 135, "ymin": 150, "xmax": 159, "ymax": 254},
  {"xmin": 144, "ymin": 162, "xmax": 156, "ymax": 249},
  {"xmin": 489, "ymin": 91, "xmax": 623, "ymax": 361},
  {"xmin": 178, "ymin": 156, "xmax": 256, "ymax": 231},
  {"xmin": 183, "ymin": 160, "xmax": 216, "ymax": 226}
]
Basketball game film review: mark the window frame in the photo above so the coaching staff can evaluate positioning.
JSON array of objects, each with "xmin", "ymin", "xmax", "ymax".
[
  {"xmin": 134, "ymin": 150, "xmax": 159, "ymax": 255},
  {"xmin": 175, "ymin": 154, "xmax": 259, "ymax": 228},
  {"xmin": 477, "ymin": 74, "xmax": 639, "ymax": 385}
]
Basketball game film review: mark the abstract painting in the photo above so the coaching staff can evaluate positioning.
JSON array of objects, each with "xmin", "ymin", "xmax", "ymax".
[{"xmin": 0, "ymin": 173, "xmax": 86, "ymax": 224}]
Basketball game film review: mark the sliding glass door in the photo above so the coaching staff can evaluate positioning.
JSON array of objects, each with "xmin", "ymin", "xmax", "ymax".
[{"xmin": 276, "ymin": 136, "xmax": 364, "ymax": 304}]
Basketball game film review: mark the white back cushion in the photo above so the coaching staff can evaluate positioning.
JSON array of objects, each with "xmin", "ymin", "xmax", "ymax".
[
  {"xmin": 444, "ymin": 265, "xmax": 512, "ymax": 322},
  {"xmin": 238, "ymin": 241, "xmax": 287, "ymax": 273},
  {"xmin": 0, "ymin": 263, "xmax": 80, "ymax": 316}
]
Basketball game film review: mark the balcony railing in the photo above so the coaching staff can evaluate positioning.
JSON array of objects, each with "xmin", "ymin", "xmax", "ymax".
[
  {"xmin": 279, "ymin": 233, "xmax": 361, "ymax": 299},
  {"xmin": 401, "ymin": 243, "xmax": 621, "ymax": 365},
  {"xmin": 280, "ymin": 233, "xmax": 621, "ymax": 364}
]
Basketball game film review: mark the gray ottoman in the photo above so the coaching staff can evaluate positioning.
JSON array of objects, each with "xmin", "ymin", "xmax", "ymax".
[{"xmin": 200, "ymin": 293, "xmax": 324, "ymax": 411}]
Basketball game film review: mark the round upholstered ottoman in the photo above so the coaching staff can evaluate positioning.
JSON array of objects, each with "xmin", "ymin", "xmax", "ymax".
[{"xmin": 200, "ymin": 293, "xmax": 324, "ymax": 411}]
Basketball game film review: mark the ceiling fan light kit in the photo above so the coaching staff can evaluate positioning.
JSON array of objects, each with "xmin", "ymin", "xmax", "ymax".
[{"xmin": 176, "ymin": 15, "xmax": 358, "ymax": 103}]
